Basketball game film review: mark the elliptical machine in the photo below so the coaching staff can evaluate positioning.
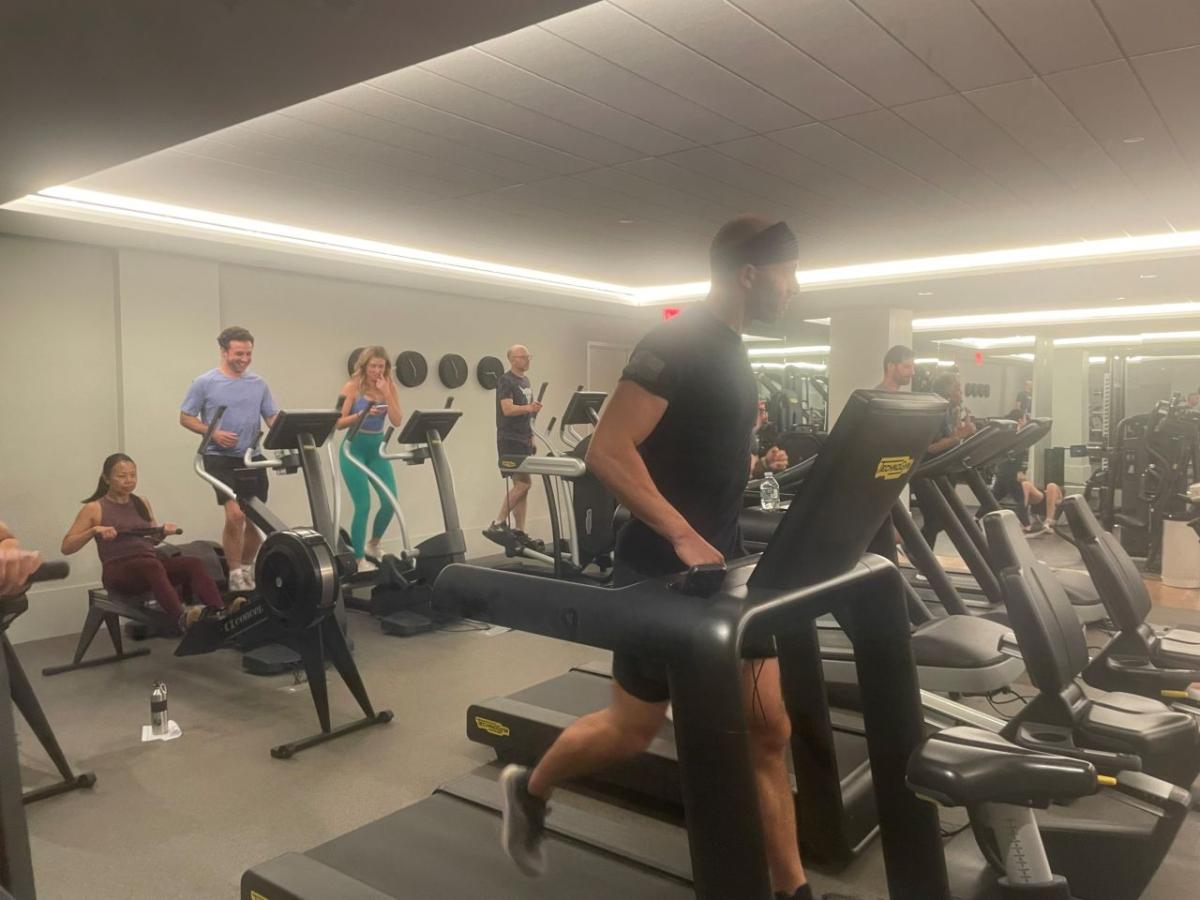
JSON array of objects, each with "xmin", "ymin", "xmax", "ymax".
[
  {"xmin": 490, "ymin": 387, "xmax": 613, "ymax": 581},
  {"xmin": 339, "ymin": 400, "xmax": 467, "ymax": 637}
]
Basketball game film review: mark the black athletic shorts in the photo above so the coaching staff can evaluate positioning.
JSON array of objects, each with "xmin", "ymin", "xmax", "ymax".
[
  {"xmin": 611, "ymin": 560, "xmax": 777, "ymax": 704},
  {"xmin": 497, "ymin": 436, "xmax": 535, "ymax": 475},
  {"xmin": 202, "ymin": 454, "xmax": 269, "ymax": 506}
]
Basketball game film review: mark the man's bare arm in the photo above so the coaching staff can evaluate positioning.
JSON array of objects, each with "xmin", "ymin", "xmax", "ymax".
[{"xmin": 585, "ymin": 381, "xmax": 721, "ymax": 567}]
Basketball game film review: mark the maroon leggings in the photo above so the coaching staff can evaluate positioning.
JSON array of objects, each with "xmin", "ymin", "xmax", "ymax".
[{"xmin": 102, "ymin": 555, "xmax": 224, "ymax": 619}]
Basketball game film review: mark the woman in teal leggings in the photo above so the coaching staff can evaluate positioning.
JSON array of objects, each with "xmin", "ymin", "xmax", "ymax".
[{"xmin": 337, "ymin": 346, "xmax": 404, "ymax": 570}]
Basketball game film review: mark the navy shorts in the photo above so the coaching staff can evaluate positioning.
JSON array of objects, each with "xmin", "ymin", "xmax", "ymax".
[{"xmin": 202, "ymin": 455, "xmax": 268, "ymax": 506}]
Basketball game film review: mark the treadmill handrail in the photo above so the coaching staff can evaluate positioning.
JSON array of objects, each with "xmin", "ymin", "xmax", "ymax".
[
  {"xmin": 914, "ymin": 420, "xmax": 1015, "ymax": 477},
  {"xmin": 501, "ymin": 456, "xmax": 587, "ymax": 478},
  {"xmin": 434, "ymin": 554, "xmax": 897, "ymax": 661}
]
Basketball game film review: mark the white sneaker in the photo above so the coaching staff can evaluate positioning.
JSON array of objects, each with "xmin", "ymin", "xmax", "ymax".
[
  {"xmin": 227, "ymin": 568, "xmax": 248, "ymax": 591},
  {"xmin": 240, "ymin": 566, "xmax": 256, "ymax": 590},
  {"xmin": 366, "ymin": 539, "xmax": 382, "ymax": 559},
  {"xmin": 357, "ymin": 558, "xmax": 378, "ymax": 573}
]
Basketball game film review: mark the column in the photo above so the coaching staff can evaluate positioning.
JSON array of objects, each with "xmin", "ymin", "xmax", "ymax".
[
  {"xmin": 1051, "ymin": 348, "xmax": 1090, "ymax": 489},
  {"xmin": 1029, "ymin": 335, "xmax": 1054, "ymax": 483},
  {"xmin": 828, "ymin": 308, "xmax": 913, "ymax": 426}
]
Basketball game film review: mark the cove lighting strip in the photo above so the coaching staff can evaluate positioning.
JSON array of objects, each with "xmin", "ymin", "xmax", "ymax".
[
  {"xmin": 914, "ymin": 358, "xmax": 955, "ymax": 367},
  {"xmin": 747, "ymin": 345, "xmax": 831, "ymax": 358},
  {"xmin": 11, "ymin": 187, "xmax": 637, "ymax": 303},
  {"xmin": 753, "ymin": 361, "xmax": 826, "ymax": 371},
  {"xmin": 12, "ymin": 187, "xmax": 1200, "ymax": 305},
  {"xmin": 1128, "ymin": 354, "xmax": 1200, "ymax": 363},
  {"xmin": 914, "ymin": 302, "xmax": 1200, "ymax": 332}
]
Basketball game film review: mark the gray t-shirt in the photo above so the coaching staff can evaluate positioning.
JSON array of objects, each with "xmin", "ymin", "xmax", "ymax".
[
  {"xmin": 181, "ymin": 368, "xmax": 280, "ymax": 456},
  {"xmin": 495, "ymin": 371, "xmax": 533, "ymax": 443}
]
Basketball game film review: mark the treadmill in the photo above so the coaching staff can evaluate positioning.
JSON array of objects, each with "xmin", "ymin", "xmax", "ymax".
[
  {"xmin": 904, "ymin": 418, "xmax": 1106, "ymax": 624},
  {"xmin": 243, "ymin": 391, "xmax": 962, "ymax": 900}
]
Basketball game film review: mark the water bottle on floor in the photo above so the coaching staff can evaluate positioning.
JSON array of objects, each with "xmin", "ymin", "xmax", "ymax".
[
  {"xmin": 150, "ymin": 681, "xmax": 168, "ymax": 737},
  {"xmin": 760, "ymin": 471, "xmax": 780, "ymax": 511}
]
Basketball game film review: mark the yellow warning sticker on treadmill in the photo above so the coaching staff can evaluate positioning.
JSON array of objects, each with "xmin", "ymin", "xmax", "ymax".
[
  {"xmin": 250, "ymin": 892, "xmax": 268, "ymax": 900},
  {"xmin": 875, "ymin": 456, "xmax": 913, "ymax": 480},
  {"xmin": 500, "ymin": 459, "xmax": 517, "ymax": 469},
  {"xmin": 474, "ymin": 716, "xmax": 511, "ymax": 737}
]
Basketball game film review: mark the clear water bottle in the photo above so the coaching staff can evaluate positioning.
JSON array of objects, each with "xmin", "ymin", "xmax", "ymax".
[
  {"xmin": 760, "ymin": 471, "xmax": 780, "ymax": 511},
  {"xmin": 150, "ymin": 681, "xmax": 168, "ymax": 736}
]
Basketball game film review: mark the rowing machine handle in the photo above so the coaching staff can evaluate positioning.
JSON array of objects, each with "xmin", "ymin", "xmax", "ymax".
[
  {"xmin": 28, "ymin": 561, "xmax": 70, "ymax": 584},
  {"xmin": 672, "ymin": 563, "xmax": 728, "ymax": 597}
]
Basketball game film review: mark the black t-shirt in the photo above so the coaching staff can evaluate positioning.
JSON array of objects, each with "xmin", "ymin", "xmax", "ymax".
[
  {"xmin": 616, "ymin": 306, "xmax": 758, "ymax": 576},
  {"xmin": 994, "ymin": 408, "xmax": 1028, "ymax": 484},
  {"xmin": 495, "ymin": 371, "xmax": 533, "ymax": 442}
]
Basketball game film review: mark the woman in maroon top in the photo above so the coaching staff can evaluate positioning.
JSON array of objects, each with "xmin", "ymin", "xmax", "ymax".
[{"xmin": 61, "ymin": 453, "xmax": 227, "ymax": 632}]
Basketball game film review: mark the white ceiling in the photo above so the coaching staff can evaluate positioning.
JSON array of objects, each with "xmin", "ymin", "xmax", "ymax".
[
  {"xmin": 0, "ymin": 0, "xmax": 593, "ymax": 204},
  {"xmin": 57, "ymin": 0, "xmax": 1200, "ymax": 289}
]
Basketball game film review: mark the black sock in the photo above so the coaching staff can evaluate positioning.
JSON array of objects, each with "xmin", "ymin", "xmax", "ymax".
[{"xmin": 775, "ymin": 885, "xmax": 813, "ymax": 900}]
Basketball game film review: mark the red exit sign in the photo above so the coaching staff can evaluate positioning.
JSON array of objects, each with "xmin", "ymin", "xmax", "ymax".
[{"xmin": 662, "ymin": 307, "xmax": 682, "ymax": 321}]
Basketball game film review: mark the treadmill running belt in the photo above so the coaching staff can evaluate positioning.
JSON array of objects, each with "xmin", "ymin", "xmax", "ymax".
[
  {"xmin": 302, "ymin": 792, "xmax": 693, "ymax": 899},
  {"xmin": 472, "ymin": 669, "xmax": 872, "ymax": 788}
]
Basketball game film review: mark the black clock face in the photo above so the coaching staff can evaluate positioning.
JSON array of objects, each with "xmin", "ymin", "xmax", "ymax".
[
  {"xmin": 439, "ymin": 353, "xmax": 469, "ymax": 389},
  {"xmin": 347, "ymin": 347, "xmax": 364, "ymax": 376},
  {"xmin": 394, "ymin": 351, "xmax": 428, "ymax": 388},
  {"xmin": 477, "ymin": 355, "xmax": 505, "ymax": 389}
]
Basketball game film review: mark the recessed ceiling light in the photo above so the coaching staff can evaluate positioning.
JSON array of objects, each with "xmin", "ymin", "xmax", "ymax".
[
  {"xmin": 1140, "ymin": 274, "xmax": 1158, "ymax": 279},
  {"xmin": 618, "ymin": 218, "xmax": 635, "ymax": 224},
  {"xmin": 917, "ymin": 291, "xmax": 933, "ymax": 296},
  {"xmin": 1122, "ymin": 137, "xmax": 1145, "ymax": 144}
]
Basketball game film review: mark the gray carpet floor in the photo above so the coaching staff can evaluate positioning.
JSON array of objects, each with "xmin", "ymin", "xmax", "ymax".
[{"xmin": 13, "ymin": 614, "xmax": 600, "ymax": 899}]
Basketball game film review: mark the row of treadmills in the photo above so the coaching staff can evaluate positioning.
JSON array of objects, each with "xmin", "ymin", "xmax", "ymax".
[{"xmin": 242, "ymin": 391, "xmax": 1200, "ymax": 900}]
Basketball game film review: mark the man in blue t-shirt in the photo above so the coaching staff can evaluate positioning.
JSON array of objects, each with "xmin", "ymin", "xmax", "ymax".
[
  {"xmin": 179, "ymin": 326, "xmax": 280, "ymax": 591},
  {"xmin": 484, "ymin": 344, "xmax": 542, "ymax": 548}
]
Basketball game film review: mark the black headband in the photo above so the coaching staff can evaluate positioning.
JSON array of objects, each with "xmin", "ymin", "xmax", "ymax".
[{"xmin": 713, "ymin": 221, "xmax": 799, "ymax": 270}]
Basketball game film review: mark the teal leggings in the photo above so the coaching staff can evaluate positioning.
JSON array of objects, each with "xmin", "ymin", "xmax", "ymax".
[{"xmin": 340, "ymin": 431, "xmax": 398, "ymax": 559}]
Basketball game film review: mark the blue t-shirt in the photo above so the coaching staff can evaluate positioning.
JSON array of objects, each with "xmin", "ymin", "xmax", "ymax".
[{"xmin": 181, "ymin": 369, "xmax": 280, "ymax": 456}]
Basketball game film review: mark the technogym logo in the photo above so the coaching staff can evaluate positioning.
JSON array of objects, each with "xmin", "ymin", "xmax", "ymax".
[{"xmin": 875, "ymin": 456, "xmax": 914, "ymax": 480}]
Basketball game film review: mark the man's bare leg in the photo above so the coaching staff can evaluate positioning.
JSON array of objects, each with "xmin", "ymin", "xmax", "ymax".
[
  {"xmin": 221, "ymin": 501, "xmax": 245, "ymax": 569},
  {"xmin": 528, "ymin": 683, "xmax": 667, "ymax": 798},
  {"xmin": 242, "ymin": 521, "xmax": 263, "ymax": 570},
  {"xmin": 496, "ymin": 476, "xmax": 532, "ymax": 528},
  {"xmin": 744, "ymin": 658, "xmax": 806, "ymax": 894}
]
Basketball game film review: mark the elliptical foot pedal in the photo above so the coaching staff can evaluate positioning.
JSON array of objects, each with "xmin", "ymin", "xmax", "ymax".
[{"xmin": 380, "ymin": 611, "xmax": 437, "ymax": 637}]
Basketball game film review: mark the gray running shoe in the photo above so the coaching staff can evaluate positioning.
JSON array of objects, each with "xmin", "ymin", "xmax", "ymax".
[{"xmin": 499, "ymin": 764, "xmax": 548, "ymax": 877}]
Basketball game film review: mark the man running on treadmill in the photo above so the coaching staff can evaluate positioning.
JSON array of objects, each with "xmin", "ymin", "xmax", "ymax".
[
  {"xmin": 876, "ymin": 344, "xmax": 914, "ymax": 392},
  {"xmin": 179, "ymin": 326, "xmax": 279, "ymax": 592},
  {"xmin": 500, "ymin": 216, "xmax": 819, "ymax": 900},
  {"xmin": 484, "ymin": 344, "xmax": 543, "ymax": 549}
]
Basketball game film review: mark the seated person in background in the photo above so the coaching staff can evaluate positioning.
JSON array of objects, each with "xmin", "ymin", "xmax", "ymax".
[
  {"xmin": 0, "ymin": 521, "xmax": 42, "ymax": 598},
  {"xmin": 991, "ymin": 409, "xmax": 1062, "ymax": 535},
  {"xmin": 61, "ymin": 453, "xmax": 229, "ymax": 633},
  {"xmin": 751, "ymin": 400, "xmax": 789, "ymax": 476}
]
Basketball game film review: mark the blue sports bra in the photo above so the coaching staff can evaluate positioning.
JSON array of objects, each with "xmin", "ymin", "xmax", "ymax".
[{"xmin": 350, "ymin": 395, "xmax": 387, "ymax": 433}]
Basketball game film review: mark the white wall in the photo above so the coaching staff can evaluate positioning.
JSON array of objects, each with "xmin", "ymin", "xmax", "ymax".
[{"xmin": 0, "ymin": 234, "xmax": 647, "ymax": 642}]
